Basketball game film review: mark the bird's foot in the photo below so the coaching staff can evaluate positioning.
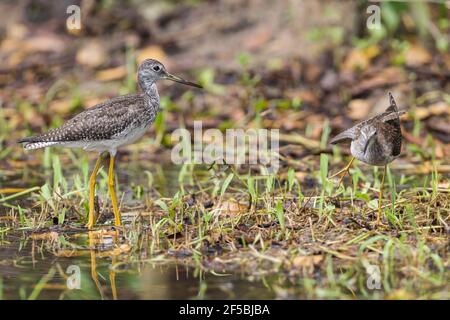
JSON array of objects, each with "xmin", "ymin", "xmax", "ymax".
[
  {"xmin": 329, "ymin": 157, "xmax": 355, "ymax": 188},
  {"xmin": 329, "ymin": 168, "xmax": 351, "ymax": 188}
]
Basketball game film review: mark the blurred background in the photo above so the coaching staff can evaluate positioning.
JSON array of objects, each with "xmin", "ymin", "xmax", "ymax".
[{"xmin": 0, "ymin": 0, "xmax": 449, "ymax": 159}]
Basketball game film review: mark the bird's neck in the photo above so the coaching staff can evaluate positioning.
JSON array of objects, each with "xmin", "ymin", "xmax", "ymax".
[{"xmin": 141, "ymin": 82, "xmax": 160, "ymax": 109}]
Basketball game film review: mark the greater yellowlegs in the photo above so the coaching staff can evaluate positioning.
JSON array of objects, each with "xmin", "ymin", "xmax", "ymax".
[
  {"xmin": 19, "ymin": 59, "xmax": 202, "ymax": 229},
  {"xmin": 329, "ymin": 92, "xmax": 405, "ymax": 223}
]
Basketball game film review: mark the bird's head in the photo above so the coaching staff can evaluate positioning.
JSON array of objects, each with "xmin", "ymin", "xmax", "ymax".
[{"xmin": 137, "ymin": 59, "xmax": 202, "ymax": 90}]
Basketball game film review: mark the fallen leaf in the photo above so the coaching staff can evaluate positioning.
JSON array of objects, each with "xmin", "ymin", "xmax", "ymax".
[
  {"xmin": 348, "ymin": 99, "xmax": 372, "ymax": 120},
  {"xmin": 48, "ymin": 99, "xmax": 72, "ymax": 114},
  {"xmin": 76, "ymin": 41, "xmax": 106, "ymax": 68},
  {"xmin": 306, "ymin": 114, "xmax": 327, "ymax": 139},
  {"xmin": 386, "ymin": 289, "xmax": 415, "ymax": 300},
  {"xmin": 438, "ymin": 180, "xmax": 449, "ymax": 189},
  {"xmin": 83, "ymin": 97, "xmax": 106, "ymax": 109},
  {"xmin": 429, "ymin": 102, "xmax": 450, "ymax": 116},
  {"xmin": 292, "ymin": 255, "xmax": 323, "ymax": 272},
  {"xmin": 413, "ymin": 102, "xmax": 450, "ymax": 120},
  {"xmin": 214, "ymin": 199, "xmax": 247, "ymax": 217},
  {"xmin": 434, "ymin": 143, "xmax": 444, "ymax": 159},
  {"xmin": 245, "ymin": 27, "xmax": 272, "ymax": 51},
  {"xmin": 24, "ymin": 35, "xmax": 65, "ymax": 54},
  {"xmin": 137, "ymin": 45, "xmax": 168, "ymax": 65},
  {"xmin": 351, "ymin": 67, "xmax": 406, "ymax": 96},
  {"xmin": 304, "ymin": 63, "xmax": 322, "ymax": 83},
  {"xmin": 96, "ymin": 66, "xmax": 127, "ymax": 81},
  {"xmin": 342, "ymin": 45, "xmax": 379, "ymax": 71},
  {"xmin": 404, "ymin": 44, "xmax": 432, "ymax": 67},
  {"xmin": 427, "ymin": 116, "xmax": 450, "ymax": 135},
  {"xmin": 285, "ymin": 88, "xmax": 320, "ymax": 107},
  {"xmin": 294, "ymin": 171, "xmax": 308, "ymax": 182},
  {"xmin": 443, "ymin": 53, "xmax": 450, "ymax": 71},
  {"xmin": 6, "ymin": 23, "xmax": 28, "ymax": 40},
  {"xmin": 0, "ymin": 188, "xmax": 28, "ymax": 193}
]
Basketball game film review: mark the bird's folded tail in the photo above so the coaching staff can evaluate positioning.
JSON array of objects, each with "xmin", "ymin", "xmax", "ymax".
[
  {"xmin": 387, "ymin": 92, "xmax": 399, "ymax": 113},
  {"xmin": 386, "ymin": 92, "xmax": 407, "ymax": 117},
  {"xmin": 383, "ymin": 92, "xmax": 406, "ymax": 124}
]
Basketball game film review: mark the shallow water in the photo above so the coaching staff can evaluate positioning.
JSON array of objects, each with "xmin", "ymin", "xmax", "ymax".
[{"xmin": 0, "ymin": 231, "xmax": 279, "ymax": 300}]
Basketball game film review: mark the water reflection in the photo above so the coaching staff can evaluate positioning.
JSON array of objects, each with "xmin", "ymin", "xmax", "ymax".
[{"xmin": 0, "ymin": 230, "xmax": 277, "ymax": 300}]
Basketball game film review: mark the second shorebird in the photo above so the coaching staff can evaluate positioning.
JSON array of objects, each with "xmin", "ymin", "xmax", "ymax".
[
  {"xmin": 329, "ymin": 92, "xmax": 405, "ymax": 223},
  {"xmin": 19, "ymin": 59, "xmax": 202, "ymax": 229}
]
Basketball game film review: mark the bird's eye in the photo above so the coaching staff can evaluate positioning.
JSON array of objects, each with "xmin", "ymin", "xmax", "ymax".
[{"xmin": 153, "ymin": 65, "xmax": 160, "ymax": 71}]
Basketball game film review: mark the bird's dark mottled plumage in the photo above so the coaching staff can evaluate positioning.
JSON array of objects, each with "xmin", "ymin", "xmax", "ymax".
[
  {"xmin": 330, "ymin": 92, "xmax": 405, "ymax": 166},
  {"xmin": 18, "ymin": 94, "xmax": 157, "ymax": 146}
]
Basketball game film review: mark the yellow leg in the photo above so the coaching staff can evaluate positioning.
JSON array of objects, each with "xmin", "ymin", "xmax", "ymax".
[
  {"xmin": 89, "ymin": 232, "xmax": 104, "ymax": 299},
  {"xmin": 86, "ymin": 154, "xmax": 104, "ymax": 229},
  {"xmin": 329, "ymin": 157, "xmax": 355, "ymax": 187},
  {"xmin": 377, "ymin": 165, "xmax": 387, "ymax": 225},
  {"xmin": 109, "ymin": 255, "xmax": 118, "ymax": 300},
  {"xmin": 108, "ymin": 154, "xmax": 121, "ymax": 227}
]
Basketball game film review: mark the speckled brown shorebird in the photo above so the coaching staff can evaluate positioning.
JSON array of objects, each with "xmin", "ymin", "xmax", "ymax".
[
  {"xmin": 18, "ymin": 59, "xmax": 202, "ymax": 229},
  {"xmin": 329, "ymin": 92, "xmax": 405, "ymax": 223}
]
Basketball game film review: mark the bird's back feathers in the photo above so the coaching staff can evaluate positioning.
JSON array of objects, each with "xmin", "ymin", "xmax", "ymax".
[{"xmin": 18, "ymin": 94, "xmax": 158, "ymax": 150}]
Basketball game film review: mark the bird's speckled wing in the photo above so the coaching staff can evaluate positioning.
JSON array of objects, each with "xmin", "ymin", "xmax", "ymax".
[
  {"xmin": 329, "ymin": 127, "xmax": 356, "ymax": 144},
  {"xmin": 345, "ymin": 123, "xmax": 377, "ymax": 156},
  {"xmin": 381, "ymin": 93, "xmax": 403, "ymax": 156},
  {"xmin": 361, "ymin": 125, "xmax": 377, "ymax": 154},
  {"xmin": 19, "ymin": 94, "xmax": 146, "ymax": 145}
]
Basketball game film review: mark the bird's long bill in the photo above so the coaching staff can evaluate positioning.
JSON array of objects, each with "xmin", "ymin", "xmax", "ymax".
[{"xmin": 165, "ymin": 73, "xmax": 202, "ymax": 88}]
